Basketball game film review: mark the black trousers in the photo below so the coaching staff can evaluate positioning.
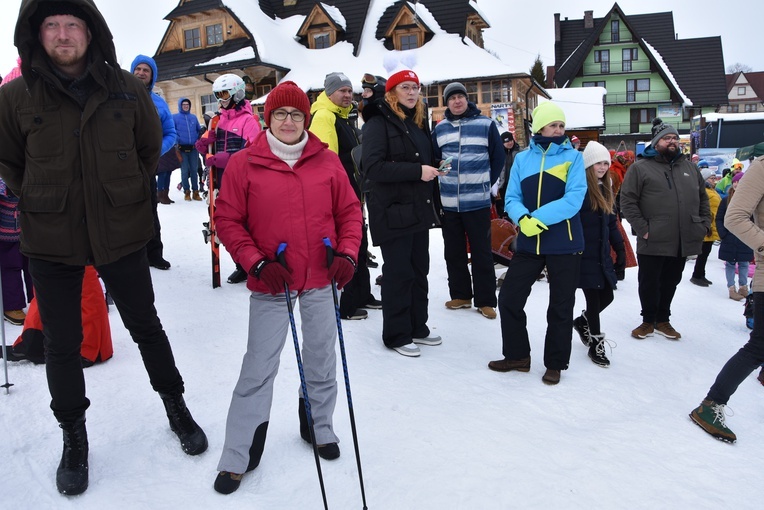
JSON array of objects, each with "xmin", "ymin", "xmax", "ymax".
[
  {"xmin": 581, "ymin": 287, "xmax": 614, "ymax": 335},
  {"xmin": 339, "ymin": 223, "xmax": 374, "ymax": 316},
  {"xmin": 692, "ymin": 241, "xmax": 714, "ymax": 279},
  {"xmin": 442, "ymin": 207, "xmax": 497, "ymax": 308},
  {"xmin": 498, "ymin": 251, "xmax": 581, "ymax": 370},
  {"xmin": 379, "ymin": 231, "xmax": 430, "ymax": 348},
  {"xmin": 29, "ymin": 248, "xmax": 184, "ymax": 423},
  {"xmin": 146, "ymin": 176, "xmax": 164, "ymax": 263},
  {"xmin": 636, "ymin": 254, "xmax": 686, "ymax": 323},
  {"xmin": 707, "ymin": 292, "xmax": 764, "ymax": 404}
]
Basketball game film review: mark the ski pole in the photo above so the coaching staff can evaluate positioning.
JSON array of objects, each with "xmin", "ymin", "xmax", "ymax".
[
  {"xmin": 277, "ymin": 243, "xmax": 329, "ymax": 510},
  {"xmin": 0, "ymin": 272, "xmax": 14, "ymax": 394},
  {"xmin": 322, "ymin": 237, "xmax": 368, "ymax": 510}
]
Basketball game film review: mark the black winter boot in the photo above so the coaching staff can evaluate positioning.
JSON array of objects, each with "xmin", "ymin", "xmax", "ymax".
[
  {"xmin": 588, "ymin": 334, "xmax": 610, "ymax": 367},
  {"xmin": 298, "ymin": 398, "xmax": 340, "ymax": 460},
  {"xmin": 227, "ymin": 263, "xmax": 247, "ymax": 284},
  {"xmin": 57, "ymin": 416, "xmax": 89, "ymax": 496},
  {"xmin": 159, "ymin": 392, "xmax": 208, "ymax": 455},
  {"xmin": 573, "ymin": 311, "xmax": 592, "ymax": 346}
]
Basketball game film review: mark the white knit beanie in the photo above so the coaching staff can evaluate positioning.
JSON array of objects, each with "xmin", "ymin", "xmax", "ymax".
[{"xmin": 583, "ymin": 141, "xmax": 611, "ymax": 169}]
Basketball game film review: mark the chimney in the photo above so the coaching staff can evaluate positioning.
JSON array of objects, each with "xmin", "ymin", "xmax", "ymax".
[
  {"xmin": 584, "ymin": 10, "xmax": 594, "ymax": 29},
  {"xmin": 554, "ymin": 13, "xmax": 560, "ymax": 42}
]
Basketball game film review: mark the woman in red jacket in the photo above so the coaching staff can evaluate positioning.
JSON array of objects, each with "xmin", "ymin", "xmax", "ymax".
[{"xmin": 212, "ymin": 81, "xmax": 362, "ymax": 495}]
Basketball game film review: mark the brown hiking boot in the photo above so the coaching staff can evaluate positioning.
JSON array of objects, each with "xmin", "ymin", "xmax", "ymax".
[
  {"xmin": 3, "ymin": 310, "xmax": 26, "ymax": 326},
  {"xmin": 192, "ymin": 191, "xmax": 202, "ymax": 201},
  {"xmin": 488, "ymin": 357, "xmax": 530, "ymax": 372},
  {"xmin": 654, "ymin": 322, "xmax": 681, "ymax": 339},
  {"xmin": 729, "ymin": 286, "xmax": 744, "ymax": 301},
  {"xmin": 445, "ymin": 299, "xmax": 472, "ymax": 309},
  {"xmin": 542, "ymin": 369, "xmax": 561, "ymax": 385},
  {"xmin": 184, "ymin": 191, "xmax": 192, "ymax": 201},
  {"xmin": 478, "ymin": 306, "xmax": 497, "ymax": 319},
  {"xmin": 631, "ymin": 322, "xmax": 654, "ymax": 339}
]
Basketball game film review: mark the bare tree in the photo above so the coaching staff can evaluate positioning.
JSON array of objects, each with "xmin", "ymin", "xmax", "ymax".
[{"xmin": 727, "ymin": 62, "xmax": 752, "ymax": 74}]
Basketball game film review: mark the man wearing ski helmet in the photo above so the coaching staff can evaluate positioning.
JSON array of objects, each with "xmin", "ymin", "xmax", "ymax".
[{"xmin": 195, "ymin": 73, "xmax": 261, "ymax": 284}]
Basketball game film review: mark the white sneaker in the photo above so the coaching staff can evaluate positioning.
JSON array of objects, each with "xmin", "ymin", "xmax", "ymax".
[
  {"xmin": 413, "ymin": 335, "xmax": 442, "ymax": 346},
  {"xmin": 392, "ymin": 343, "xmax": 421, "ymax": 357}
]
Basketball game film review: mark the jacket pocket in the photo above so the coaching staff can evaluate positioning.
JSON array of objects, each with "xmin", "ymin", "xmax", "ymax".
[
  {"xmin": 102, "ymin": 177, "xmax": 153, "ymax": 250},
  {"xmin": 95, "ymin": 103, "xmax": 137, "ymax": 152},
  {"xmin": 386, "ymin": 202, "xmax": 419, "ymax": 229},
  {"xmin": 691, "ymin": 214, "xmax": 707, "ymax": 239},
  {"xmin": 18, "ymin": 107, "xmax": 64, "ymax": 159},
  {"xmin": 17, "ymin": 185, "xmax": 72, "ymax": 257}
]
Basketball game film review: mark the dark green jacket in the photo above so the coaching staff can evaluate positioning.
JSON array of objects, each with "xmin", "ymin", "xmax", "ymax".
[{"xmin": 0, "ymin": 0, "xmax": 161, "ymax": 265}]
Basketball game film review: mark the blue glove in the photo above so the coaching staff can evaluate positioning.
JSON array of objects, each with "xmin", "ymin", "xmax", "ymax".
[{"xmin": 518, "ymin": 215, "xmax": 548, "ymax": 237}]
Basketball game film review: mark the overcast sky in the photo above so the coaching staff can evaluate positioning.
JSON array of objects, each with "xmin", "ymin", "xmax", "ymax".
[{"xmin": 1, "ymin": 0, "xmax": 762, "ymax": 80}]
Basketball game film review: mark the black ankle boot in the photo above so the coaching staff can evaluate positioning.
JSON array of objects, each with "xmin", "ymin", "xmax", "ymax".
[
  {"xmin": 298, "ymin": 398, "xmax": 340, "ymax": 460},
  {"xmin": 572, "ymin": 311, "xmax": 591, "ymax": 346},
  {"xmin": 159, "ymin": 392, "xmax": 208, "ymax": 455},
  {"xmin": 588, "ymin": 334, "xmax": 610, "ymax": 367},
  {"xmin": 57, "ymin": 416, "xmax": 89, "ymax": 495},
  {"xmin": 227, "ymin": 264, "xmax": 247, "ymax": 284}
]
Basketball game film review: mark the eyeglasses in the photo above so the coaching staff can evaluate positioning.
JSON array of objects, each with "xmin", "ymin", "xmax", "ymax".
[
  {"xmin": 397, "ymin": 84, "xmax": 421, "ymax": 94},
  {"xmin": 271, "ymin": 109, "xmax": 306, "ymax": 122},
  {"xmin": 214, "ymin": 90, "xmax": 230, "ymax": 100},
  {"xmin": 662, "ymin": 136, "xmax": 679, "ymax": 142}
]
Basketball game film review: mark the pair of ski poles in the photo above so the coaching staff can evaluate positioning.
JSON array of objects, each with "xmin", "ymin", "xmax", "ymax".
[{"xmin": 277, "ymin": 240, "xmax": 367, "ymax": 510}]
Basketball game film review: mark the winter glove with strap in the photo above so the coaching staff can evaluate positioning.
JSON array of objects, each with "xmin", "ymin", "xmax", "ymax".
[
  {"xmin": 251, "ymin": 259, "xmax": 294, "ymax": 295},
  {"xmin": 327, "ymin": 254, "xmax": 356, "ymax": 289}
]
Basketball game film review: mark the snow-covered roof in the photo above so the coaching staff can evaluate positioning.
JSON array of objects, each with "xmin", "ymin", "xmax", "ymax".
[
  {"xmin": 642, "ymin": 39, "xmax": 692, "ymax": 107},
  {"xmin": 216, "ymin": 0, "xmax": 522, "ymax": 94},
  {"xmin": 702, "ymin": 112, "xmax": 764, "ymax": 122},
  {"xmin": 540, "ymin": 87, "xmax": 606, "ymax": 129},
  {"xmin": 320, "ymin": 3, "xmax": 347, "ymax": 31}
]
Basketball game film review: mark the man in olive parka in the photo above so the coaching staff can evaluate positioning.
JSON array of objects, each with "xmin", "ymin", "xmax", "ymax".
[{"xmin": 0, "ymin": 0, "xmax": 207, "ymax": 496}]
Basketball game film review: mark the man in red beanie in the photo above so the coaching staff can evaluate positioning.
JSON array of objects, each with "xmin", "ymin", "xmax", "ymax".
[{"xmin": 212, "ymin": 80, "xmax": 362, "ymax": 494}]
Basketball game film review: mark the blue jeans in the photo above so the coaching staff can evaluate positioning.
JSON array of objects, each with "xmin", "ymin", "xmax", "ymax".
[
  {"xmin": 725, "ymin": 261, "xmax": 749, "ymax": 287},
  {"xmin": 180, "ymin": 150, "xmax": 199, "ymax": 192},
  {"xmin": 156, "ymin": 172, "xmax": 171, "ymax": 192}
]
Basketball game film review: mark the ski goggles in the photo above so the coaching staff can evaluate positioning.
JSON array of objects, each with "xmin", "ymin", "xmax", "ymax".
[
  {"xmin": 214, "ymin": 90, "xmax": 231, "ymax": 100},
  {"xmin": 362, "ymin": 74, "xmax": 377, "ymax": 87}
]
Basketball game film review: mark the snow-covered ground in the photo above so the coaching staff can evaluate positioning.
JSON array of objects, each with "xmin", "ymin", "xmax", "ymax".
[{"xmin": 1, "ymin": 190, "xmax": 761, "ymax": 509}]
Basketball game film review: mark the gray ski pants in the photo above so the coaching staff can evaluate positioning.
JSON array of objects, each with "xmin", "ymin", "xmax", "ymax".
[{"xmin": 217, "ymin": 286, "xmax": 339, "ymax": 474}]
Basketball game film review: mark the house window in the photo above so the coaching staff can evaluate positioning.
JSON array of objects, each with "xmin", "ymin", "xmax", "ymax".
[
  {"xmin": 622, "ymin": 48, "xmax": 638, "ymax": 71},
  {"xmin": 726, "ymin": 104, "xmax": 739, "ymax": 113},
  {"xmin": 480, "ymin": 80, "xmax": 510, "ymax": 104},
  {"xmin": 636, "ymin": 108, "xmax": 656, "ymax": 123},
  {"xmin": 745, "ymin": 103, "xmax": 757, "ymax": 112},
  {"xmin": 466, "ymin": 82, "xmax": 478, "ymax": 104},
  {"xmin": 206, "ymin": 24, "xmax": 223, "ymax": 46},
  {"xmin": 583, "ymin": 81, "xmax": 606, "ymax": 87},
  {"xmin": 423, "ymin": 84, "xmax": 440, "ymax": 107},
  {"xmin": 626, "ymin": 78, "xmax": 650, "ymax": 102},
  {"xmin": 184, "ymin": 28, "xmax": 201, "ymax": 49},
  {"xmin": 256, "ymin": 84, "xmax": 272, "ymax": 97},
  {"xmin": 313, "ymin": 33, "xmax": 331, "ymax": 49},
  {"xmin": 594, "ymin": 50, "xmax": 610, "ymax": 73},
  {"xmin": 201, "ymin": 94, "xmax": 216, "ymax": 116},
  {"xmin": 400, "ymin": 34, "xmax": 418, "ymax": 50},
  {"xmin": 738, "ymin": 87, "xmax": 747, "ymax": 96},
  {"xmin": 683, "ymin": 107, "xmax": 701, "ymax": 121},
  {"xmin": 611, "ymin": 20, "xmax": 620, "ymax": 43}
]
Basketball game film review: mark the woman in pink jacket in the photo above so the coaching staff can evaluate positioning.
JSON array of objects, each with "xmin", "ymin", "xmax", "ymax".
[{"xmin": 212, "ymin": 81, "xmax": 362, "ymax": 494}]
